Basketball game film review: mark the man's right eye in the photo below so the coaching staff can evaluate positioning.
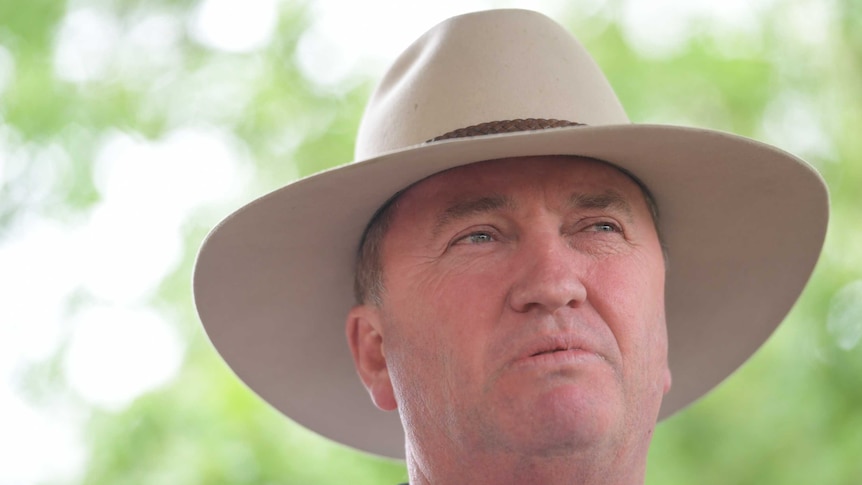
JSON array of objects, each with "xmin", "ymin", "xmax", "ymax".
[{"xmin": 454, "ymin": 231, "xmax": 496, "ymax": 245}]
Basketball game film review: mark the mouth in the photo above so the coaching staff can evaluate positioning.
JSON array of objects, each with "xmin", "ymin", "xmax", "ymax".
[
  {"xmin": 526, "ymin": 334, "xmax": 591, "ymax": 357},
  {"xmin": 530, "ymin": 346, "xmax": 582, "ymax": 357},
  {"xmin": 514, "ymin": 335, "xmax": 602, "ymax": 367}
]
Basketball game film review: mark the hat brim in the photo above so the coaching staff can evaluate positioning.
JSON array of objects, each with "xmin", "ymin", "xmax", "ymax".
[{"xmin": 193, "ymin": 123, "xmax": 828, "ymax": 459}]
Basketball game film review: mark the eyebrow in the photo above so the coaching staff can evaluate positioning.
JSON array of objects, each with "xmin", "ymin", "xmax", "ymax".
[
  {"xmin": 567, "ymin": 190, "xmax": 633, "ymax": 220},
  {"xmin": 431, "ymin": 194, "xmax": 515, "ymax": 239},
  {"xmin": 430, "ymin": 189, "xmax": 635, "ymax": 239}
]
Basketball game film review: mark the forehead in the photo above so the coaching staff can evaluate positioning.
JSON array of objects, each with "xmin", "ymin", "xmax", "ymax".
[{"xmin": 393, "ymin": 156, "xmax": 648, "ymax": 215}]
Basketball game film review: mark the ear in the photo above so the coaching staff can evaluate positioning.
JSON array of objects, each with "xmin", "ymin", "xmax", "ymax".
[{"xmin": 345, "ymin": 304, "xmax": 397, "ymax": 411}]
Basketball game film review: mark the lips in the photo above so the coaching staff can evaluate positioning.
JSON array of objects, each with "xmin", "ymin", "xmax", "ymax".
[
  {"xmin": 531, "ymin": 346, "xmax": 580, "ymax": 357},
  {"xmin": 526, "ymin": 335, "xmax": 588, "ymax": 356},
  {"xmin": 517, "ymin": 334, "xmax": 599, "ymax": 364}
]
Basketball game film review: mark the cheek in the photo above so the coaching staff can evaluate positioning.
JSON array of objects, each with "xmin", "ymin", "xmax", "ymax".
[
  {"xmin": 586, "ymin": 254, "xmax": 667, "ymax": 359},
  {"xmin": 403, "ymin": 256, "xmax": 509, "ymax": 331},
  {"xmin": 384, "ymin": 260, "xmax": 508, "ymax": 385},
  {"xmin": 587, "ymin": 259, "xmax": 670, "ymax": 417}
]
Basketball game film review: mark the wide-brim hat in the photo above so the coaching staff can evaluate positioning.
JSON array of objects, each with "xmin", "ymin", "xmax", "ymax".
[{"xmin": 193, "ymin": 9, "xmax": 828, "ymax": 459}]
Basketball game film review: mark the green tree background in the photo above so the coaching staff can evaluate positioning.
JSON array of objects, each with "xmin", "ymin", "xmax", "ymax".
[{"xmin": 2, "ymin": 0, "xmax": 860, "ymax": 484}]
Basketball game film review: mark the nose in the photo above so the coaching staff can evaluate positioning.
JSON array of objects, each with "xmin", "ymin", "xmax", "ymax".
[{"xmin": 507, "ymin": 232, "xmax": 588, "ymax": 314}]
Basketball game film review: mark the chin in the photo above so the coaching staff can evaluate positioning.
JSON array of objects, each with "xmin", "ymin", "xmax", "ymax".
[{"xmin": 503, "ymin": 384, "xmax": 624, "ymax": 454}]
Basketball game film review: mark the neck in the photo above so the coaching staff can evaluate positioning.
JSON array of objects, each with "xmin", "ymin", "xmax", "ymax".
[{"xmin": 404, "ymin": 435, "xmax": 649, "ymax": 485}]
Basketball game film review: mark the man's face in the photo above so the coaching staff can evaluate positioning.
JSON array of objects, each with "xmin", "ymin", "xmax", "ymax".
[{"xmin": 349, "ymin": 156, "xmax": 671, "ymax": 458}]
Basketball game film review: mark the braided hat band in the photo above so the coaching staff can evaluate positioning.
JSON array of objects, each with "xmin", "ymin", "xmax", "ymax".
[{"xmin": 428, "ymin": 118, "xmax": 587, "ymax": 142}]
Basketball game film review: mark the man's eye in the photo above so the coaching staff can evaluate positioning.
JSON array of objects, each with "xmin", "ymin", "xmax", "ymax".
[
  {"xmin": 458, "ymin": 232, "xmax": 495, "ymax": 244},
  {"xmin": 587, "ymin": 222, "xmax": 621, "ymax": 233}
]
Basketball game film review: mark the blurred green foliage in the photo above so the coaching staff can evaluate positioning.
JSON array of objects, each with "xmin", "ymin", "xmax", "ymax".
[{"xmin": 2, "ymin": 0, "xmax": 860, "ymax": 484}]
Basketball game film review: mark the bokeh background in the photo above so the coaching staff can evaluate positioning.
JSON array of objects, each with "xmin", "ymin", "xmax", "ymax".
[{"xmin": 1, "ymin": 0, "xmax": 861, "ymax": 483}]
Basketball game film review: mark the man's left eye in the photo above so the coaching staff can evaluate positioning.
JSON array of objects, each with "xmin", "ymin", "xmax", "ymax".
[{"xmin": 465, "ymin": 232, "xmax": 495, "ymax": 243}]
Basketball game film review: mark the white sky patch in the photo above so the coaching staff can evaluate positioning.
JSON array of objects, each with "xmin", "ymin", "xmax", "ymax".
[
  {"xmin": 0, "ymin": 386, "xmax": 84, "ymax": 485},
  {"xmin": 115, "ymin": 10, "xmax": 184, "ymax": 85},
  {"xmin": 0, "ymin": 220, "xmax": 79, "ymax": 367},
  {"xmin": 77, "ymin": 199, "xmax": 184, "ymax": 304},
  {"xmin": 126, "ymin": 11, "xmax": 184, "ymax": 58},
  {"xmin": 619, "ymin": 0, "xmax": 772, "ymax": 58},
  {"xmin": 0, "ymin": 123, "xmax": 17, "ymax": 186},
  {"xmin": 52, "ymin": 6, "xmax": 121, "ymax": 83},
  {"xmin": 153, "ymin": 56, "xmax": 265, "ymax": 127},
  {"xmin": 827, "ymin": 280, "xmax": 862, "ymax": 351},
  {"xmin": 188, "ymin": 0, "xmax": 280, "ymax": 53},
  {"xmin": 64, "ymin": 305, "xmax": 184, "ymax": 411},
  {"xmin": 0, "ymin": 220, "xmax": 87, "ymax": 485},
  {"xmin": 52, "ymin": 5, "xmax": 186, "ymax": 87},
  {"xmin": 760, "ymin": 92, "xmax": 834, "ymax": 165},
  {"xmin": 779, "ymin": 0, "xmax": 835, "ymax": 48},
  {"xmin": 296, "ymin": 0, "xmax": 571, "ymax": 87},
  {"xmin": 86, "ymin": 127, "xmax": 247, "ymax": 303},
  {"xmin": 94, "ymin": 127, "xmax": 248, "ymax": 214}
]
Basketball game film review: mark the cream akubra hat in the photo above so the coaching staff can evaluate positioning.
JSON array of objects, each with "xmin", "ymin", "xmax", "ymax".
[{"xmin": 193, "ymin": 9, "xmax": 829, "ymax": 458}]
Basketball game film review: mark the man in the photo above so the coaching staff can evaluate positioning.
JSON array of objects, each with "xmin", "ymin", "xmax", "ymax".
[{"xmin": 193, "ymin": 9, "xmax": 828, "ymax": 484}]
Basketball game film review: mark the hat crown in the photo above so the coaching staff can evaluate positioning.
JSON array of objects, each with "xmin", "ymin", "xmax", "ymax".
[{"xmin": 355, "ymin": 9, "xmax": 629, "ymax": 160}]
